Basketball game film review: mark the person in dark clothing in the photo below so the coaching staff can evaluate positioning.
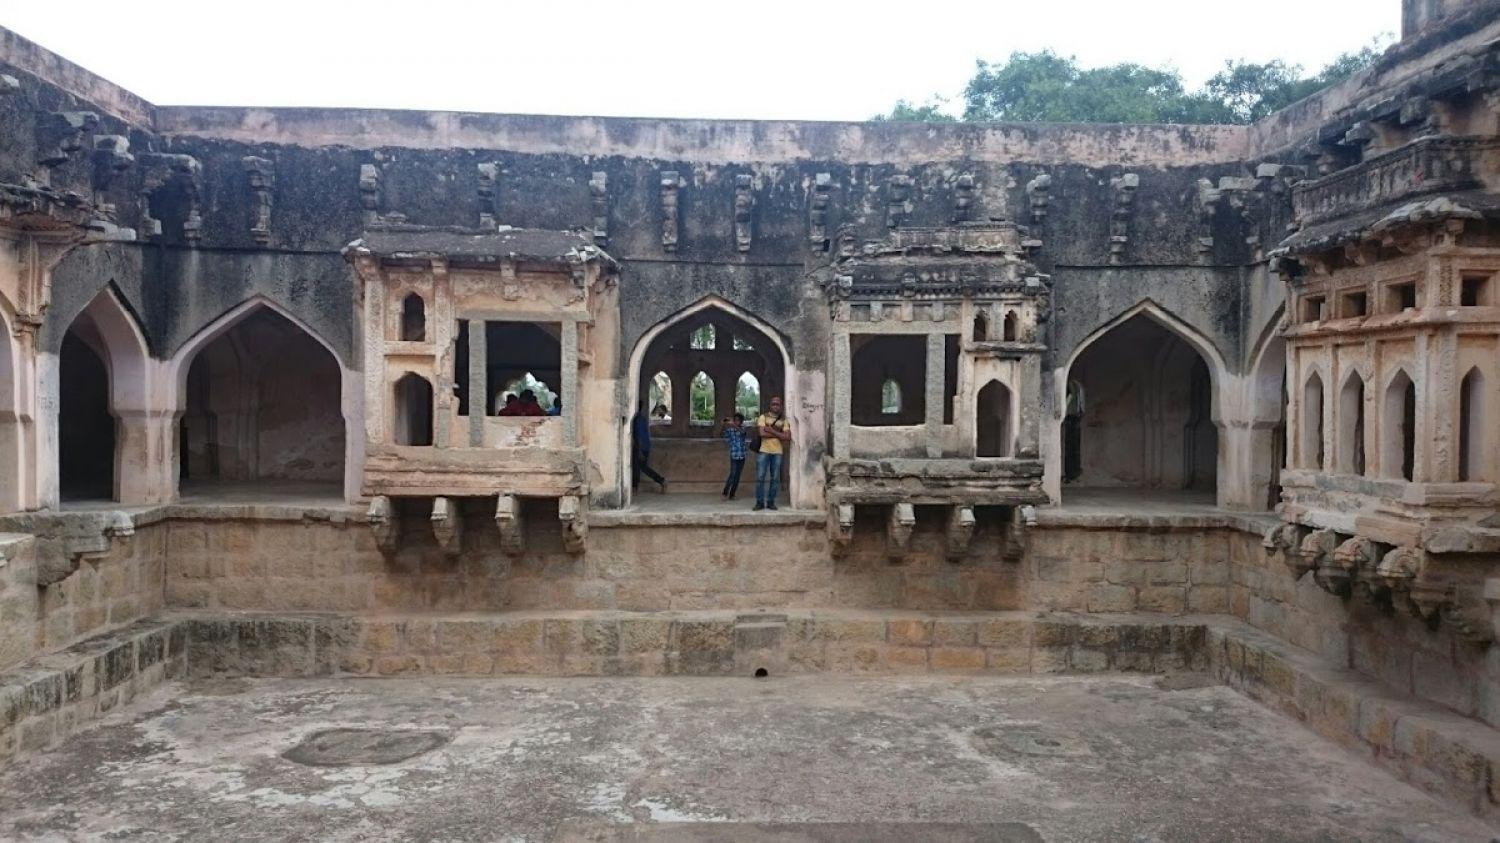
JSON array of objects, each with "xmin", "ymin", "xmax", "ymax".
[
  {"xmin": 518, "ymin": 389, "xmax": 546, "ymax": 416},
  {"xmin": 719, "ymin": 412, "xmax": 747, "ymax": 500},
  {"xmin": 630, "ymin": 406, "xmax": 667, "ymax": 493}
]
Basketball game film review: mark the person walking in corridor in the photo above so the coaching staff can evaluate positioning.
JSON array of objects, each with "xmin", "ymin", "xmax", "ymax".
[
  {"xmin": 630, "ymin": 405, "xmax": 667, "ymax": 494},
  {"xmin": 753, "ymin": 396, "xmax": 790, "ymax": 511}
]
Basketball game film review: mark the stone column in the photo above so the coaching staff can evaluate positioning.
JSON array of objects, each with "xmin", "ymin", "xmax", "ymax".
[
  {"xmin": 925, "ymin": 332, "xmax": 944, "ymax": 458},
  {"xmin": 832, "ymin": 332, "xmax": 851, "ymax": 460},
  {"xmin": 561, "ymin": 319, "xmax": 579, "ymax": 446},
  {"xmin": 468, "ymin": 319, "xmax": 486, "ymax": 447}
]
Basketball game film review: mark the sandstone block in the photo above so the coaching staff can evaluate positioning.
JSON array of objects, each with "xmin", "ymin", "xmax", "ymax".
[
  {"xmin": 887, "ymin": 619, "xmax": 932, "ymax": 647},
  {"xmin": 931, "ymin": 647, "xmax": 985, "ymax": 672}
]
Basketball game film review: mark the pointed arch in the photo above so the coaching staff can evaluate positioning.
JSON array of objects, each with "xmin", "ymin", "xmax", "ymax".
[
  {"xmin": 689, "ymin": 370, "xmax": 716, "ymax": 424},
  {"xmin": 1002, "ymin": 311, "xmax": 1018, "ymax": 342},
  {"xmin": 1064, "ymin": 300, "xmax": 1229, "ymax": 410},
  {"xmin": 1301, "ymin": 370, "xmax": 1326, "ymax": 470},
  {"xmin": 1382, "ymin": 368, "xmax": 1416, "ymax": 481},
  {"xmin": 736, "ymin": 371, "xmax": 761, "ymax": 417},
  {"xmin": 976, "ymin": 379, "xmax": 1014, "ymax": 458},
  {"xmin": 1337, "ymin": 370, "xmax": 1366, "ymax": 476},
  {"xmin": 1460, "ymin": 367, "xmax": 1487, "ymax": 482},
  {"xmin": 972, "ymin": 310, "xmax": 990, "ymax": 342},
  {"xmin": 400, "ymin": 292, "xmax": 426, "ymax": 342},
  {"xmin": 169, "ymin": 296, "xmax": 359, "ymax": 502},
  {"xmin": 393, "ymin": 372, "xmax": 434, "ymax": 446}
]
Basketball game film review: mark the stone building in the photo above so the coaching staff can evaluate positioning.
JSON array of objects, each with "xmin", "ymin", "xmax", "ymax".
[{"xmin": 3, "ymin": 0, "xmax": 1500, "ymax": 826}]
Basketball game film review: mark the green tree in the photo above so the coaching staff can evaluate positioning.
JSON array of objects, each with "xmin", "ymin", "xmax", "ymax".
[
  {"xmin": 690, "ymin": 371, "xmax": 715, "ymax": 424},
  {"xmin": 878, "ymin": 38, "xmax": 1390, "ymax": 125},
  {"xmin": 735, "ymin": 372, "xmax": 761, "ymax": 417}
]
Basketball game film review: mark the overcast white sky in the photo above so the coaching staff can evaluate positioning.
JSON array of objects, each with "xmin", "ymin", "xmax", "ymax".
[{"xmin": 4, "ymin": 1, "xmax": 1401, "ymax": 121}]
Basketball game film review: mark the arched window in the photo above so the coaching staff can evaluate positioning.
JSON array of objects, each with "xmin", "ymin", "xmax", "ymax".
[
  {"xmin": 736, "ymin": 371, "xmax": 761, "ymax": 417},
  {"xmin": 1338, "ymin": 372, "xmax": 1365, "ymax": 476},
  {"xmin": 499, "ymin": 372, "xmax": 556, "ymax": 415},
  {"xmin": 1460, "ymin": 367, "xmax": 1486, "ymax": 482},
  {"xmin": 690, "ymin": 371, "xmax": 715, "ymax": 425},
  {"xmin": 690, "ymin": 324, "xmax": 716, "ymax": 350},
  {"xmin": 648, "ymin": 371, "xmax": 672, "ymax": 423},
  {"xmin": 1002, "ymin": 311, "xmax": 1018, "ymax": 342},
  {"xmin": 973, "ymin": 311, "xmax": 989, "ymax": 342},
  {"xmin": 976, "ymin": 380, "xmax": 1013, "ymax": 457},
  {"xmin": 393, "ymin": 373, "xmax": 433, "ymax": 446},
  {"xmin": 1383, "ymin": 370, "xmax": 1416, "ymax": 481},
  {"xmin": 1302, "ymin": 373, "xmax": 1325, "ymax": 470},
  {"xmin": 400, "ymin": 293, "xmax": 426, "ymax": 342},
  {"xmin": 881, "ymin": 379, "xmax": 902, "ymax": 415}
]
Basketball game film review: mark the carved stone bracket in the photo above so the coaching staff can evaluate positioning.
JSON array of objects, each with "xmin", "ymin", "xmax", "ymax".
[
  {"xmin": 242, "ymin": 156, "xmax": 274, "ymax": 244},
  {"xmin": 1448, "ymin": 590, "xmax": 1494, "ymax": 645},
  {"xmin": 90, "ymin": 136, "xmax": 133, "ymax": 220},
  {"xmin": 1318, "ymin": 535, "xmax": 1373, "ymax": 597},
  {"xmin": 733, "ymin": 174, "xmax": 755, "ymax": 252},
  {"xmin": 430, "ymin": 496, "xmax": 464, "ymax": 556},
  {"xmin": 589, "ymin": 171, "xmax": 608, "ymax": 245},
  {"xmin": 477, "ymin": 162, "xmax": 500, "ymax": 229},
  {"xmin": 945, "ymin": 505, "xmax": 975, "ymax": 561},
  {"xmin": 886, "ymin": 502, "xmax": 915, "ymax": 561},
  {"xmin": 1262, "ymin": 522, "xmax": 1301, "ymax": 566},
  {"xmin": 1108, "ymin": 173, "xmax": 1139, "ymax": 265},
  {"xmin": 1375, "ymin": 545, "xmax": 1421, "ymax": 593},
  {"xmin": 495, "ymin": 493, "xmax": 524, "ymax": 557},
  {"xmin": 367, "ymin": 495, "xmax": 400, "ymax": 553},
  {"xmin": 886, "ymin": 175, "xmax": 912, "ymax": 229},
  {"xmin": 952, "ymin": 173, "xmax": 976, "ymax": 223},
  {"xmin": 559, "ymin": 495, "xmax": 587, "ymax": 554},
  {"xmin": 660, "ymin": 170, "xmax": 682, "ymax": 252},
  {"xmin": 809, "ymin": 172, "xmax": 833, "ymax": 248},
  {"xmin": 359, "ymin": 162, "xmax": 395, "ymax": 226},
  {"xmin": 1002, "ymin": 505, "xmax": 1035, "ymax": 562},
  {"xmin": 829, "ymin": 503, "xmax": 855, "ymax": 557},
  {"xmin": 36, "ymin": 111, "xmax": 98, "ymax": 174},
  {"xmin": 1025, "ymin": 174, "xmax": 1051, "ymax": 249},
  {"xmin": 1297, "ymin": 529, "xmax": 1339, "ymax": 580},
  {"xmin": 0, "ymin": 75, "xmax": 18, "ymax": 95}
]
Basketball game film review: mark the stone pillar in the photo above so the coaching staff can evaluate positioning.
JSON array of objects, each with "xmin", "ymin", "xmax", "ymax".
[
  {"xmin": 114, "ymin": 405, "xmax": 175, "ymax": 504},
  {"xmin": 832, "ymin": 332, "xmax": 851, "ymax": 460},
  {"xmin": 468, "ymin": 319, "xmax": 486, "ymax": 446},
  {"xmin": 561, "ymin": 320, "xmax": 579, "ymax": 446},
  {"xmin": 925, "ymin": 332, "xmax": 944, "ymax": 458}
]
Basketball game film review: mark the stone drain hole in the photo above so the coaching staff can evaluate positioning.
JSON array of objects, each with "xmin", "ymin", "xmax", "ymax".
[
  {"xmin": 283, "ymin": 728, "xmax": 452, "ymax": 767},
  {"xmin": 754, "ymin": 667, "xmax": 769, "ymax": 679}
]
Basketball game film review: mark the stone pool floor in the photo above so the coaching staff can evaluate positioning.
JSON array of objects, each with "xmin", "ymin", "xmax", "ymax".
[{"xmin": 0, "ymin": 674, "xmax": 1491, "ymax": 842}]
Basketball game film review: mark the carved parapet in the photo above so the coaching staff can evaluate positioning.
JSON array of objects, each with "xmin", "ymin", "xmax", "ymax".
[
  {"xmin": 829, "ymin": 503, "xmax": 855, "ymax": 557},
  {"xmin": 589, "ymin": 171, "xmax": 608, "ymax": 244},
  {"xmin": 886, "ymin": 502, "xmax": 915, "ymax": 561},
  {"xmin": 36, "ymin": 111, "xmax": 98, "ymax": 171},
  {"xmin": 1292, "ymin": 136, "xmax": 1497, "ymax": 227},
  {"xmin": 558, "ymin": 495, "xmax": 587, "ymax": 554},
  {"xmin": 430, "ymin": 496, "xmax": 464, "ymax": 556},
  {"xmin": 368, "ymin": 495, "xmax": 400, "ymax": 553},
  {"xmin": 945, "ymin": 505, "xmax": 975, "ymax": 562},
  {"xmin": 1295, "ymin": 529, "xmax": 1338, "ymax": 579},
  {"xmin": 733, "ymin": 173, "xmax": 754, "ymax": 252},
  {"xmin": 242, "ymin": 156, "xmax": 274, "ymax": 244},
  {"xmin": 495, "ymin": 493, "xmax": 524, "ymax": 557}
]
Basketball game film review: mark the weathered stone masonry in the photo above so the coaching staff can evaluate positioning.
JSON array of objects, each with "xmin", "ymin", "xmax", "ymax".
[{"xmin": 5, "ymin": 0, "xmax": 1500, "ymax": 821}]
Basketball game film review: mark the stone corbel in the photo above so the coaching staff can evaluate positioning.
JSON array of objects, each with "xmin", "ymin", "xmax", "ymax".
[
  {"xmin": 733, "ymin": 174, "xmax": 754, "ymax": 252},
  {"xmin": 1025, "ymin": 174, "xmax": 1051, "ymax": 248},
  {"xmin": 945, "ymin": 505, "xmax": 975, "ymax": 562},
  {"xmin": 1375, "ymin": 545, "xmax": 1421, "ymax": 594},
  {"xmin": 829, "ymin": 503, "xmax": 855, "ymax": 557},
  {"xmin": 886, "ymin": 175, "xmax": 912, "ymax": 228},
  {"xmin": 242, "ymin": 156, "xmax": 275, "ymax": 245},
  {"xmin": 368, "ymin": 495, "xmax": 400, "ymax": 553},
  {"xmin": 1295, "ymin": 529, "xmax": 1338, "ymax": 580},
  {"xmin": 359, "ymin": 162, "xmax": 390, "ymax": 225},
  {"xmin": 1448, "ymin": 585, "xmax": 1495, "ymax": 645},
  {"xmin": 1261, "ymin": 522, "xmax": 1300, "ymax": 562},
  {"xmin": 477, "ymin": 162, "xmax": 500, "ymax": 229},
  {"xmin": 589, "ymin": 171, "xmax": 608, "ymax": 245},
  {"xmin": 430, "ymin": 496, "xmax": 463, "ymax": 556},
  {"xmin": 1321, "ymin": 535, "xmax": 1374, "ymax": 598},
  {"xmin": 90, "ymin": 136, "xmax": 133, "ymax": 220},
  {"xmin": 1002, "ymin": 505, "xmax": 1035, "ymax": 562},
  {"xmin": 36, "ymin": 111, "xmax": 99, "ymax": 172},
  {"xmin": 809, "ymin": 172, "xmax": 833, "ymax": 248},
  {"xmin": 660, "ymin": 170, "xmax": 682, "ymax": 252},
  {"xmin": 952, "ymin": 173, "xmax": 975, "ymax": 223},
  {"xmin": 558, "ymin": 495, "xmax": 587, "ymax": 554},
  {"xmin": 495, "ymin": 493, "xmax": 524, "ymax": 557},
  {"xmin": 1108, "ymin": 173, "xmax": 1139, "ymax": 265},
  {"xmin": 886, "ymin": 503, "xmax": 915, "ymax": 561},
  {"xmin": 1407, "ymin": 578, "xmax": 1450, "ymax": 626}
]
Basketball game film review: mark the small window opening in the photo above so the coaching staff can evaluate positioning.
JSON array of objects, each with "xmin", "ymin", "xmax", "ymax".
[
  {"xmin": 973, "ymin": 312, "xmax": 989, "ymax": 341},
  {"xmin": 1002, "ymin": 311, "xmax": 1018, "ymax": 341},
  {"xmin": 736, "ymin": 371, "xmax": 761, "ymax": 418},
  {"xmin": 1383, "ymin": 371, "xmax": 1416, "ymax": 481},
  {"xmin": 1386, "ymin": 281, "xmax": 1417, "ymax": 313},
  {"xmin": 732, "ymin": 335, "xmax": 754, "ymax": 351},
  {"xmin": 1338, "ymin": 374, "xmax": 1365, "ymax": 476},
  {"xmin": 1302, "ymin": 373, "xmax": 1325, "ymax": 470},
  {"xmin": 753, "ymin": 667, "xmax": 769, "ymax": 679},
  {"xmin": 690, "ymin": 371, "xmax": 716, "ymax": 425},
  {"xmin": 400, "ymin": 293, "xmax": 426, "ymax": 341},
  {"xmin": 1462, "ymin": 274, "xmax": 1492, "ymax": 307},
  {"xmin": 1460, "ymin": 368, "xmax": 1486, "ymax": 482},
  {"xmin": 690, "ymin": 324, "xmax": 716, "ymax": 350},
  {"xmin": 1301, "ymin": 295, "xmax": 1326, "ymax": 323},
  {"xmin": 1340, "ymin": 291, "xmax": 1367, "ymax": 319},
  {"xmin": 394, "ymin": 373, "xmax": 434, "ymax": 446},
  {"xmin": 649, "ymin": 371, "xmax": 673, "ymax": 423}
]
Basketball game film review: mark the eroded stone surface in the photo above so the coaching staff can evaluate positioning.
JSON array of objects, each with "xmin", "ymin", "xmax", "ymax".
[{"xmin": 0, "ymin": 675, "xmax": 1488, "ymax": 842}]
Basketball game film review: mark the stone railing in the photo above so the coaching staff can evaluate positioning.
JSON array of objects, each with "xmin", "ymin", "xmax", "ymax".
[{"xmin": 1293, "ymin": 136, "xmax": 1498, "ymax": 225}]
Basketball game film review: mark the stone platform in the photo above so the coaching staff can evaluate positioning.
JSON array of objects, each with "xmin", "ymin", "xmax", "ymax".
[{"xmin": 0, "ymin": 673, "xmax": 1489, "ymax": 842}]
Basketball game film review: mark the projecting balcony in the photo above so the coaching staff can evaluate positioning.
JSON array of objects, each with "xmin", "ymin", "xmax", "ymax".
[{"xmin": 1292, "ymin": 136, "xmax": 1500, "ymax": 227}]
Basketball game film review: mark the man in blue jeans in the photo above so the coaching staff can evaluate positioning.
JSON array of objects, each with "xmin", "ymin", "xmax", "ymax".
[{"xmin": 753, "ymin": 396, "xmax": 791, "ymax": 510}]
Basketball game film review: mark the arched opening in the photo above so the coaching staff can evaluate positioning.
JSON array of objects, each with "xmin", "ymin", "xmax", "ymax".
[
  {"xmin": 1063, "ymin": 380, "xmax": 1084, "ymax": 483},
  {"xmin": 736, "ymin": 372, "xmax": 761, "ymax": 418},
  {"xmin": 393, "ymin": 373, "xmax": 434, "ymax": 445},
  {"xmin": 1301, "ymin": 373, "xmax": 1325, "ymax": 470},
  {"xmin": 58, "ymin": 327, "xmax": 114, "ymax": 501},
  {"xmin": 0, "ymin": 312, "xmax": 19, "ymax": 512},
  {"xmin": 633, "ymin": 304, "xmax": 787, "ymax": 498},
  {"xmin": 973, "ymin": 311, "xmax": 989, "ymax": 342},
  {"xmin": 976, "ymin": 380, "xmax": 1013, "ymax": 457},
  {"xmin": 1247, "ymin": 331, "xmax": 1287, "ymax": 510},
  {"xmin": 179, "ymin": 307, "xmax": 345, "ymax": 496},
  {"xmin": 1002, "ymin": 311, "xmax": 1018, "ymax": 342},
  {"xmin": 880, "ymin": 379, "xmax": 902, "ymax": 415},
  {"xmin": 648, "ymin": 371, "xmax": 673, "ymax": 424},
  {"xmin": 1382, "ymin": 370, "xmax": 1416, "ymax": 481},
  {"xmin": 1064, "ymin": 312, "xmax": 1218, "ymax": 498},
  {"xmin": 498, "ymin": 372, "xmax": 556, "ymax": 416},
  {"xmin": 689, "ymin": 371, "xmax": 716, "ymax": 425},
  {"xmin": 400, "ymin": 293, "xmax": 426, "ymax": 342},
  {"xmin": 1460, "ymin": 367, "xmax": 1487, "ymax": 482},
  {"xmin": 1338, "ymin": 372, "xmax": 1365, "ymax": 476}
]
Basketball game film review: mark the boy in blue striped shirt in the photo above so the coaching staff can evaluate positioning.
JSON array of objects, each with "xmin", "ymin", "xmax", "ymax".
[{"xmin": 719, "ymin": 413, "xmax": 748, "ymax": 500}]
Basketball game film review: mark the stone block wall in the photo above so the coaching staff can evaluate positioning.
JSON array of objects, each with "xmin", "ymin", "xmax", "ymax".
[
  {"xmin": 1025, "ymin": 526, "xmax": 1231, "ymax": 615},
  {"xmin": 0, "ymin": 535, "xmax": 38, "ymax": 671},
  {"xmin": 35, "ymin": 525, "xmax": 165, "ymax": 653}
]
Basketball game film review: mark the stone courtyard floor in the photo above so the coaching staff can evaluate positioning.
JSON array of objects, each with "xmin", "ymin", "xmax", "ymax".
[{"xmin": 0, "ymin": 675, "xmax": 1491, "ymax": 842}]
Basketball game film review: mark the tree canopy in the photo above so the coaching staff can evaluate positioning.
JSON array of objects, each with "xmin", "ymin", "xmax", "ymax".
[{"xmin": 876, "ymin": 39, "xmax": 1389, "ymax": 125}]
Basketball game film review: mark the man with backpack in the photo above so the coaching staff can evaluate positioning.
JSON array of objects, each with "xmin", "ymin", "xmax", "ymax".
[{"xmin": 752, "ymin": 396, "xmax": 791, "ymax": 511}]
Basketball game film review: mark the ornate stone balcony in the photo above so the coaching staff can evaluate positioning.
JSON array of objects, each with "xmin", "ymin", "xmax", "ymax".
[{"xmin": 1292, "ymin": 136, "xmax": 1499, "ymax": 226}]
